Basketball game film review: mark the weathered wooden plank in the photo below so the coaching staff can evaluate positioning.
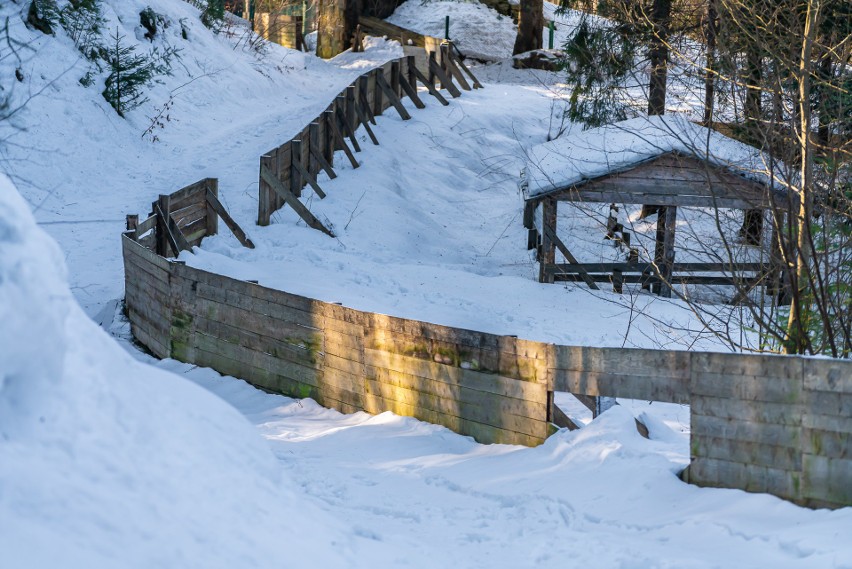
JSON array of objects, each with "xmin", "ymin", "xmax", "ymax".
[
  {"xmin": 335, "ymin": 100, "xmax": 362, "ymax": 152},
  {"xmin": 553, "ymin": 346, "xmax": 691, "ymax": 378},
  {"xmin": 364, "ymin": 378, "xmax": 547, "ymax": 439},
  {"xmin": 802, "ymin": 412, "xmax": 852, "ymax": 434},
  {"xmin": 803, "ymin": 358, "xmax": 852, "ymax": 392},
  {"xmin": 135, "ymin": 214, "xmax": 157, "ymax": 237},
  {"xmin": 428, "ymin": 56, "xmax": 461, "ymax": 97},
  {"xmin": 690, "ymin": 371, "xmax": 803, "ymax": 403},
  {"xmin": 194, "ymin": 315, "xmax": 322, "ymax": 369},
  {"xmin": 309, "ymin": 123, "xmax": 337, "ymax": 179},
  {"xmin": 692, "ymin": 433, "xmax": 801, "ymax": 471},
  {"xmin": 129, "ymin": 317, "xmax": 171, "ymax": 359},
  {"xmin": 170, "ymin": 201, "xmax": 207, "ymax": 228},
  {"xmin": 397, "ymin": 68, "xmax": 425, "ymax": 109},
  {"xmin": 168, "ymin": 178, "xmax": 213, "ymax": 209},
  {"xmin": 692, "ymin": 413, "xmax": 800, "ymax": 448},
  {"xmin": 802, "ymin": 454, "xmax": 852, "ymax": 505},
  {"xmin": 554, "ymin": 187, "xmax": 762, "ymax": 210},
  {"xmin": 542, "ymin": 223, "xmax": 598, "ymax": 290},
  {"xmin": 325, "ymin": 110, "xmax": 359, "ymax": 169},
  {"xmin": 366, "ymin": 362, "xmax": 547, "ymax": 423},
  {"xmin": 551, "ymin": 369, "xmax": 690, "ymax": 404},
  {"xmin": 364, "ymin": 349, "xmax": 548, "ymax": 407},
  {"xmin": 195, "ymin": 294, "xmax": 321, "ymax": 345},
  {"xmin": 687, "ymin": 456, "xmax": 801, "ymax": 499},
  {"xmin": 802, "ymin": 427, "xmax": 852, "ymax": 458},
  {"xmin": 691, "ymin": 395, "xmax": 803, "ymax": 426},
  {"xmin": 319, "ymin": 365, "xmax": 366, "ymax": 398},
  {"xmin": 805, "ymin": 390, "xmax": 852, "ymax": 418},
  {"xmin": 194, "ymin": 332, "xmax": 321, "ymax": 387}
]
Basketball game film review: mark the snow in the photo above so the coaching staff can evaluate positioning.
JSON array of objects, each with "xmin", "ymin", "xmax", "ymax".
[
  {"xmin": 0, "ymin": 175, "xmax": 352, "ymax": 568},
  {"xmin": 1, "ymin": 0, "xmax": 851, "ymax": 566},
  {"xmin": 522, "ymin": 115, "xmax": 789, "ymax": 198}
]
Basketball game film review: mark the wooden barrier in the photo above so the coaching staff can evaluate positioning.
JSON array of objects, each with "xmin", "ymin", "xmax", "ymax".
[
  {"xmin": 123, "ymin": 199, "xmax": 852, "ymax": 508},
  {"xmin": 256, "ymin": 50, "xmax": 480, "ymax": 227}
]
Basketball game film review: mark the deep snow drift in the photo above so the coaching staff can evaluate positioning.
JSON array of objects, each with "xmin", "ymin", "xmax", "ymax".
[{"xmin": 0, "ymin": 175, "xmax": 355, "ymax": 567}]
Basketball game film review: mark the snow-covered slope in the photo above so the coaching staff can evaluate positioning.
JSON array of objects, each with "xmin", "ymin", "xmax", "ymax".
[{"xmin": 0, "ymin": 175, "xmax": 354, "ymax": 567}]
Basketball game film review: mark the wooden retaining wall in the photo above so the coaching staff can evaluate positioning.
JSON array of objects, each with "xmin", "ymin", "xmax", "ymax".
[{"xmin": 124, "ymin": 205, "xmax": 852, "ymax": 507}]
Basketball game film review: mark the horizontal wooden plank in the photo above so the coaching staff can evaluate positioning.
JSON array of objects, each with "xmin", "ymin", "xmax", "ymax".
[
  {"xmin": 364, "ymin": 349, "xmax": 548, "ymax": 405},
  {"xmin": 362, "ymin": 390, "xmax": 544, "ymax": 446},
  {"xmin": 805, "ymin": 390, "xmax": 852, "ymax": 418},
  {"xmin": 804, "ymin": 358, "xmax": 852, "ymax": 392},
  {"xmin": 365, "ymin": 376, "xmax": 547, "ymax": 439},
  {"xmin": 195, "ymin": 293, "xmax": 321, "ymax": 344},
  {"xmin": 168, "ymin": 178, "xmax": 213, "ymax": 209},
  {"xmin": 802, "ymin": 454, "xmax": 852, "ymax": 506},
  {"xmin": 194, "ymin": 332, "xmax": 320, "ymax": 388},
  {"xmin": 692, "ymin": 413, "xmax": 800, "ymax": 449},
  {"xmin": 122, "ymin": 234, "xmax": 172, "ymax": 271},
  {"xmin": 134, "ymin": 214, "xmax": 157, "ymax": 236},
  {"xmin": 130, "ymin": 318, "xmax": 170, "ymax": 359},
  {"xmin": 691, "ymin": 371, "xmax": 803, "ymax": 403},
  {"xmin": 549, "ymin": 369, "xmax": 689, "ymax": 404},
  {"xmin": 319, "ymin": 366, "xmax": 366, "ymax": 400},
  {"xmin": 691, "ymin": 394, "xmax": 803, "ymax": 426},
  {"xmin": 171, "ymin": 201, "xmax": 206, "ymax": 227},
  {"xmin": 691, "ymin": 433, "xmax": 801, "ymax": 471},
  {"xmin": 553, "ymin": 345, "xmax": 691, "ymax": 379},
  {"xmin": 802, "ymin": 427, "xmax": 852, "ymax": 458},
  {"xmin": 194, "ymin": 314, "xmax": 322, "ymax": 369},
  {"xmin": 687, "ymin": 456, "xmax": 800, "ymax": 499},
  {"xmin": 368, "ymin": 365, "xmax": 546, "ymax": 423},
  {"xmin": 693, "ymin": 352, "xmax": 802, "ymax": 380},
  {"xmin": 802, "ymin": 412, "xmax": 852, "ymax": 434}
]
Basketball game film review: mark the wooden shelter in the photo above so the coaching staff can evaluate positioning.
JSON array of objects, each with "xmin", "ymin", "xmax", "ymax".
[{"xmin": 521, "ymin": 116, "xmax": 794, "ymax": 299}]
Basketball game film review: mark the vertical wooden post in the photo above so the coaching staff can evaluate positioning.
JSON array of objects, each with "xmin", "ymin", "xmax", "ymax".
[
  {"xmin": 126, "ymin": 214, "xmax": 138, "ymax": 232},
  {"xmin": 391, "ymin": 60, "xmax": 401, "ymax": 98},
  {"xmin": 291, "ymin": 139, "xmax": 303, "ymax": 198},
  {"xmin": 539, "ymin": 198, "xmax": 557, "ymax": 284},
  {"xmin": 258, "ymin": 154, "xmax": 272, "ymax": 226},
  {"xmin": 309, "ymin": 122, "xmax": 321, "ymax": 177},
  {"xmin": 660, "ymin": 206, "xmax": 677, "ymax": 298},
  {"xmin": 428, "ymin": 51, "xmax": 437, "ymax": 88},
  {"xmin": 205, "ymin": 178, "xmax": 219, "ymax": 237},
  {"xmin": 155, "ymin": 194, "xmax": 170, "ymax": 257},
  {"xmin": 407, "ymin": 55, "xmax": 416, "ymax": 92},
  {"xmin": 372, "ymin": 68, "xmax": 383, "ymax": 116},
  {"xmin": 651, "ymin": 207, "xmax": 667, "ymax": 294},
  {"xmin": 346, "ymin": 85, "xmax": 357, "ymax": 131}
]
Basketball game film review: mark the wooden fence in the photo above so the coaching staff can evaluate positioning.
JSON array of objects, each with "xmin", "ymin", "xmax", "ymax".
[
  {"xmin": 256, "ymin": 48, "xmax": 481, "ymax": 228},
  {"xmin": 123, "ymin": 182, "xmax": 852, "ymax": 508}
]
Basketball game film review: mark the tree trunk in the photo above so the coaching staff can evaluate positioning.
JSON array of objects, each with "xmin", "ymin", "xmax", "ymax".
[
  {"xmin": 316, "ymin": 0, "xmax": 357, "ymax": 59},
  {"xmin": 702, "ymin": 0, "xmax": 718, "ymax": 125},
  {"xmin": 512, "ymin": 0, "xmax": 543, "ymax": 56},
  {"xmin": 785, "ymin": 0, "xmax": 820, "ymax": 355},
  {"xmin": 647, "ymin": 0, "xmax": 672, "ymax": 115}
]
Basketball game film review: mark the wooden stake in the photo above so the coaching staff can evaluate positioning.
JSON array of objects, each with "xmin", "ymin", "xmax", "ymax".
[
  {"xmin": 429, "ymin": 56, "xmax": 461, "ymax": 98},
  {"xmin": 376, "ymin": 72, "xmax": 412, "ymax": 120}
]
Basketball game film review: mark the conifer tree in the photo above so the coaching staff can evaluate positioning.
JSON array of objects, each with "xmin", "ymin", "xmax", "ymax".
[{"xmin": 101, "ymin": 29, "xmax": 168, "ymax": 116}]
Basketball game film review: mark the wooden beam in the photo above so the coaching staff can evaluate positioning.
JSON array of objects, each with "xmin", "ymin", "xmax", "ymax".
[
  {"xmin": 660, "ymin": 206, "xmax": 678, "ymax": 298},
  {"xmin": 376, "ymin": 72, "xmax": 412, "ymax": 120},
  {"xmin": 204, "ymin": 179, "xmax": 219, "ymax": 237},
  {"xmin": 153, "ymin": 195, "xmax": 170, "ymax": 257},
  {"xmin": 260, "ymin": 165, "xmax": 334, "ymax": 237},
  {"xmin": 290, "ymin": 140, "xmax": 303, "ymax": 198},
  {"xmin": 352, "ymin": 94, "xmax": 380, "ymax": 145},
  {"xmin": 429, "ymin": 55, "xmax": 461, "ymax": 97},
  {"xmin": 539, "ymin": 198, "xmax": 556, "ymax": 283},
  {"xmin": 205, "ymin": 188, "xmax": 255, "ymax": 249},
  {"xmin": 449, "ymin": 47, "xmax": 482, "ymax": 89},
  {"xmin": 358, "ymin": 75, "xmax": 377, "ymax": 124},
  {"xmin": 398, "ymin": 70, "xmax": 426, "ymax": 109},
  {"xmin": 292, "ymin": 151, "xmax": 328, "ymax": 199},
  {"xmin": 309, "ymin": 123, "xmax": 338, "ymax": 180},
  {"xmin": 335, "ymin": 102, "xmax": 361, "ymax": 152},
  {"xmin": 325, "ymin": 110, "xmax": 359, "ymax": 169},
  {"xmin": 542, "ymin": 223, "xmax": 600, "ymax": 290},
  {"xmin": 410, "ymin": 63, "xmax": 449, "ymax": 106},
  {"xmin": 442, "ymin": 43, "xmax": 471, "ymax": 91},
  {"xmin": 546, "ymin": 261, "xmax": 766, "ymax": 273}
]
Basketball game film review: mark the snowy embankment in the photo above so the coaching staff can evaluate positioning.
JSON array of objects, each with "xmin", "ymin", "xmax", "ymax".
[{"xmin": 0, "ymin": 176, "xmax": 354, "ymax": 567}]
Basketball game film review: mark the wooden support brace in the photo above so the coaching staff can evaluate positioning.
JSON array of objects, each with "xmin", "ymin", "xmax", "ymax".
[
  {"xmin": 308, "ymin": 128, "xmax": 337, "ymax": 179},
  {"xmin": 410, "ymin": 64, "xmax": 449, "ymax": 106},
  {"xmin": 335, "ymin": 102, "xmax": 362, "ymax": 152},
  {"xmin": 443, "ymin": 43, "xmax": 471, "ymax": 91},
  {"xmin": 428, "ymin": 56, "xmax": 461, "ymax": 98},
  {"xmin": 449, "ymin": 47, "xmax": 482, "ymax": 88},
  {"xmin": 325, "ymin": 110, "xmax": 359, "ymax": 169},
  {"xmin": 352, "ymin": 96, "xmax": 380, "ymax": 145},
  {"xmin": 153, "ymin": 195, "xmax": 190, "ymax": 257},
  {"xmin": 205, "ymin": 189, "xmax": 255, "ymax": 249},
  {"xmin": 376, "ymin": 72, "xmax": 412, "ymax": 120},
  {"xmin": 292, "ymin": 153, "xmax": 328, "ymax": 199},
  {"xmin": 260, "ymin": 165, "xmax": 334, "ymax": 237},
  {"xmin": 398, "ymin": 72, "xmax": 426, "ymax": 109},
  {"xmin": 542, "ymin": 224, "xmax": 599, "ymax": 290}
]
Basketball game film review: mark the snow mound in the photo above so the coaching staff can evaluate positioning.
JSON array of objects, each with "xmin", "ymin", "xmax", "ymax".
[{"xmin": 0, "ymin": 175, "xmax": 350, "ymax": 567}]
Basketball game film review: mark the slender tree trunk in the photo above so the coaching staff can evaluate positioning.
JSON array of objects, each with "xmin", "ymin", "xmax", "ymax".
[
  {"xmin": 785, "ymin": 0, "xmax": 820, "ymax": 354},
  {"xmin": 647, "ymin": 0, "xmax": 672, "ymax": 115},
  {"xmin": 513, "ymin": 0, "xmax": 543, "ymax": 55},
  {"xmin": 702, "ymin": 0, "xmax": 718, "ymax": 125}
]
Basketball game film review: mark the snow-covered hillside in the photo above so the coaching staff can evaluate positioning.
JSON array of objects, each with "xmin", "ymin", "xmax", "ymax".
[{"xmin": 2, "ymin": 0, "xmax": 851, "ymax": 566}]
